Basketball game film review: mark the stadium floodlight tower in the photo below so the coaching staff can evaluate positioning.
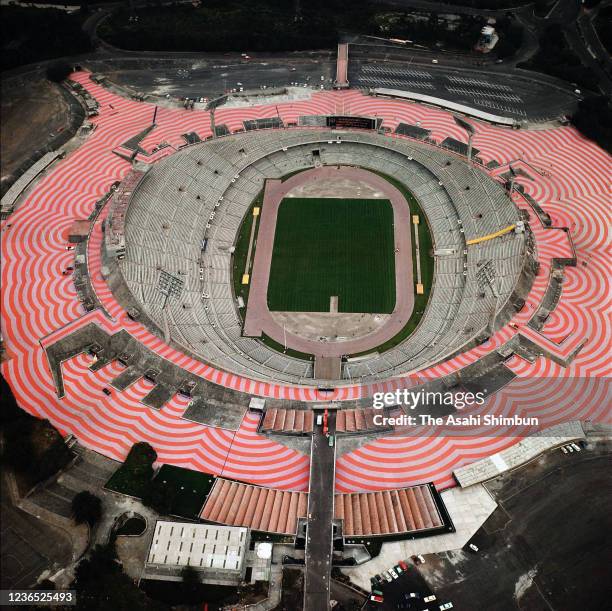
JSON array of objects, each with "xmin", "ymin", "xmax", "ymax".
[
  {"xmin": 453, "ymin": 116, "xmax": 476, "ymax": 164},
  {"xmin": 157, "ymin": 270, "xmax": 184, "ymax": 309}
]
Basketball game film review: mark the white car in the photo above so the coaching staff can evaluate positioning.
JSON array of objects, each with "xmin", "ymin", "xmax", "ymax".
[
  {"xmin": 382, "ymin": 571, "xmax": 393, "ymax": 582},
  {"xmin": 389, "ymin": 568, "xmax": 399, "ymax": 579},
  {"xmin": 424, "ymin": 595, "xmax": 437, "ymax": 603},
  {"xmin": 469, "ymin": 543, "xmax": 479, "ymax": 552},
  {"xmin": 432, "ymin": 59, "xmax": 439, "ymax": 64},
  {"xmin": 439, "ymin": 603, "xmax": 454, "ymax": 610}
]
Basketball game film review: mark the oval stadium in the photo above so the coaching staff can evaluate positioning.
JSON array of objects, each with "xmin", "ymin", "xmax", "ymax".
[{"xmin": 1, "ymin": 10, "xmax": 611, "ymax": 608}]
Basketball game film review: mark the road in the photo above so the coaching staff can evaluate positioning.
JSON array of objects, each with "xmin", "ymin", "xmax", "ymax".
[
  {"xmin": 4, "ymin": 0, "xmax": 600, "ymax": 124},
  {"xmin": 304, "ymin": 412, "xmax": 336, "ymax": 611}
]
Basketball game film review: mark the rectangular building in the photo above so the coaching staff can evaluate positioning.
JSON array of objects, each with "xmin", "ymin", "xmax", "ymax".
[{"xmin": 144, "ymin": 521, "xmax": 250, "ymax": 585}]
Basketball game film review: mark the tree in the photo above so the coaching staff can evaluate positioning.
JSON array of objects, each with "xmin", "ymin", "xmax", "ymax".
[
  {"xmin": 572, "ymin": 95, "xmax": 612, "ymax": 153},
  {"xmin": 1, "ymin": 404, "xmax": 72, "ymax": 490},
  {"xmin": 0, "ymin": 374, "xmax": 26, "ymax": 426},
  {"xmin": 71, "ymin": 491, "xmax": 103, "ymax": 527},
  {"xmin": 74, "ymin": 543, "xmax": 166, "ymax": 611},
  {"xmin": 181, "ymin": 565, "xmax": 200, "ymax": 584},
  {"xmin": 107, "ymin": 442, "xmax": 157, "ymax": 497},
  {"xmin": 46, "ymin": 61, "xmax": 72, "ymax": 83},
  {"xmin": 180, "ymin": 565, "xmax": 204, "ymax": 605}
]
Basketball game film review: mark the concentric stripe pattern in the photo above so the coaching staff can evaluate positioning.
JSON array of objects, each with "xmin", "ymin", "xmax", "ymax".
[{"xmin": 1, "ymin": 72, "xmax": 610, "ymax": 494}]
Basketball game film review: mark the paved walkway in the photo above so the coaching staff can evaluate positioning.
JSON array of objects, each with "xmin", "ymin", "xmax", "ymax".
[
  {"xmin": 341, "ymin": 484, "xmax": 497, "ymax": 591},
  {"xmin": 335, "ymin": 43, "xmax": 349, "ymax": 87},
  {"xmin": 454, "ymin": 421, "xmax": 585, "ymax": 487},
  {"xmin": 304, "ymin": 415, "xmax": 336, "ymax": 610},
  {"xmin": 243, "ymin": 166, "xmax": 414, "ymax": 358}
]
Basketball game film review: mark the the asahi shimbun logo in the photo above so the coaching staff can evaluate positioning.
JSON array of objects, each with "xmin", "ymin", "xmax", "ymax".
[{"xmin": 371, "ymin": 389, "xmax": 539, "ymax": 428}]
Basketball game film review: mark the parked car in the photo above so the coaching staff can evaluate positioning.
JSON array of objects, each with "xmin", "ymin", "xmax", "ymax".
[
  {"xmin": 370, "ymin": 594, "xmax": 383, "ymax": 603},
  {"xmin": 439, "ymin": 603, "xmax": 454, "ymax": 610},
  {"xmin": 394, "ymin": 564, "xmax": 403, "ymax": 574},
  {"xmin": 383, "ymin": 571, "xmax": 393, "ymax": 582},
  {"xmin": 389, "ymin": 568, "xmax": 399, "ymax": 579},
  {"xmin": 398, "ymin": 560, "xmax": 409, "ymax": 571},
  {"xmin": 468, "ymin": 543, "xmax": 479, "ymax": 552},
  {"xmin": 424, "ymin": 595, "xmax": 437, "ymax": 602}
]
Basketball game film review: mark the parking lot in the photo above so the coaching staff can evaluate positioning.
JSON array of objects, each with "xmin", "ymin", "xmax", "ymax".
[
  {"xmin": 349, "ymin": 58, "xmax": 578, "ymax": 122},
  {"xmin": 365, "ymin": 560, "xmax": 452, "ymax": 611},
  {"xmin": 417, "ymin": 440, "xmax": 612, "ymax": 610},
  {"xmin": 95, "ymin": 56, "xmax": 337, "ymax": 101}
]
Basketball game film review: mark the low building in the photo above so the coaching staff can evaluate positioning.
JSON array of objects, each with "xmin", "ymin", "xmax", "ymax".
[{"xmin": 143, "ymin": 521, "xmax": 250, "ymax": 586}]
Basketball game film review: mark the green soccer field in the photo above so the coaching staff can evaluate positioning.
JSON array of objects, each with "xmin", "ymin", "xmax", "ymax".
[{"xmin": 267, "ymin": 197, "xmax": 396, "ymax": 313}]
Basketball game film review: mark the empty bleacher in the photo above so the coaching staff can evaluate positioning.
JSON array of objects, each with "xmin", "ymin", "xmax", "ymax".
[
  {"xmin": 201, "ymin": 479, "xmax": 445, "ymax": 537},
  {"xmin": 260, "ymin": 409, "xmax": 314, "ymax": 434},
  {"xmin": 335, "ymin": 485, "xmax": 443, "ymax": 536},
  {"xmin": 201, "ymin": 478, "xmax": 307, "ymax": 535},
  {"xmin": 441, "ymin": 137, "xmax": 480, "ymax": 158},
  {"xmin": 395, "ymin": 123, "xmax": 431, "ymax": 140},
  {"xmin": 335, "ymin": 408, "xmax": 386, "ymax": 433},
  {"xmin": 119, "ymin": 127, "xmax": 526, "ymax": 385}
]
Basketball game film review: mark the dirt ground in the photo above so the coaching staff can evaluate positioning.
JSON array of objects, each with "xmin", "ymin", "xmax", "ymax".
[
  {"xmin": 271, "ymin": 311, "xmax": 390, "ymax": 342},
  {"xmin": 1, "ymin": 78, "xmax": 70, "ymax": 182},
  {"xmin": 285, "ymin": 175, "xmax": 387, "ymax": 199}
]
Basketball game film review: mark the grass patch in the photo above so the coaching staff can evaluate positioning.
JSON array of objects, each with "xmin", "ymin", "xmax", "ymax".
[
  {"xmin": 349, "ymin": 171, "xmax": 433, "ymax": 356},
  {"xmin": 268, "ymin": 197, "xmax": 396, "ymax": 313},
  {"xmin": 2, "ymin": 7, "xmax": 91, "ymax": 71},
  {"xmin": 232, "ymin": 193, "xmax": 263, "ymax": 309},
  {"xmin": 149, "ymin": 465, "xmax": 216, "ymax": 519},
  {"xmin": 105, "ymin": 442, "xmax": 156, "ymax": 498}
]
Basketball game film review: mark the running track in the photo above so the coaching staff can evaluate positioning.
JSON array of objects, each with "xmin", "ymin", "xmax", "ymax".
[{"xmin": 1, "ymin": 72, "xmax": 610, "ymax": 492}]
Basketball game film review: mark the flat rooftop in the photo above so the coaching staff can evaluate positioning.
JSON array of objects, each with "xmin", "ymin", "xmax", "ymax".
[{"xmin": 144, "ymin": 521, "xmax": 250, "ymax": 584}]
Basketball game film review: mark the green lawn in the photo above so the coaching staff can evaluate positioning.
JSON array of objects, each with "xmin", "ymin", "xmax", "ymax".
[
  {"xmin": 349, "ymin": 171, "xmax": 434, "ymax": 356},
  {"xmin": 267, "ymin": 198, "xmax": 395, "ymax": 313},
  {"xmin": 106, "ymin": 462, "xmax": 215, "ymax": 518},
  {"xmin": 151, "ymin": 465, "xmax": 216, "ymax": 519}
]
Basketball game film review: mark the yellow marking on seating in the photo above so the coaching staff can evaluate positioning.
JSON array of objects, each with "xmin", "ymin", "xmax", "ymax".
[
  {"xmin": 242, "ymin": 274, "xmax": 250, "ymax": 285},
  {"xmin": 253, "ymin": 207, "xmax": 260, "ymax": 217},
  {"xmin": 412, "ymin": 215, "xmax": 420, "ymax": 225},
  {"xmin": 416, "ymin": 283, "xmax": 424, "ymax": 294},
  {"xmin": 466, "ymin": 224, "xmax": 515, "ymax": 246}
]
